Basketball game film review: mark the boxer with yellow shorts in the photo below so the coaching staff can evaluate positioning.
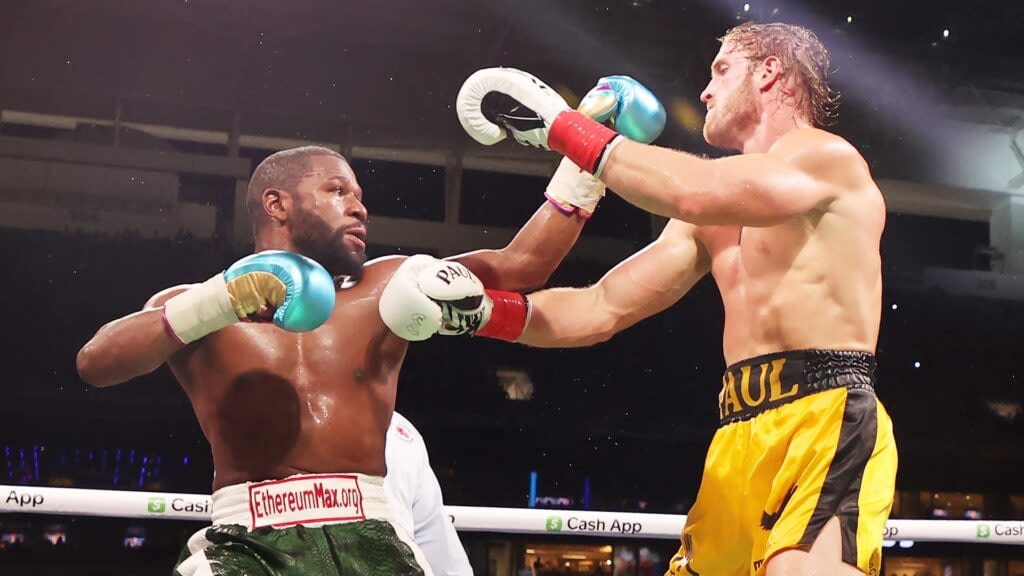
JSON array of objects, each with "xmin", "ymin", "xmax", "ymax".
[
  {"xmin": 445, "ymin": 17, "xmax": 898, "ymax": 576},
  {"xmin": 675, "ymin": 349, "xmax": 896, "ymax": 575}
]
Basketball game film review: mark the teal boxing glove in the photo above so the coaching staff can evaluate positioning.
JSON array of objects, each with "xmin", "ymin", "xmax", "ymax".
[
  {"xmin": 578, "ymin": 75, "xmax": 667, "ymax": 144},
  {"xmin": 163, "ymin": 250, "xmax": 336, "ymax": 344}
]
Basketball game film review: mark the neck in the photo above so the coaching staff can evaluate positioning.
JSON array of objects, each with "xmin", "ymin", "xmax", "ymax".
[
  {"xmin": 739, "ymin": 106, "xmax": 812, "ymax": 154},
  {"xmin": 254, "ymin": 228, "xmax": 297, "ymax": 253}
]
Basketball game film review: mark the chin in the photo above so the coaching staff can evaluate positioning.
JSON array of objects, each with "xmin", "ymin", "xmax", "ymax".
[
  {"xmin": 703, "ymin": 123, "xmax": 738, "ymax": 151},
  {"xmin": 342, "ymin": 260, "xmax": 366, "ymax": 282},
  {"xmin": 703, "ymin": 125, "xmax": 724, "ymax": 148},
  {"xmin": 327, "ymin": 242, "xmax": 366, "ymax": 279}
]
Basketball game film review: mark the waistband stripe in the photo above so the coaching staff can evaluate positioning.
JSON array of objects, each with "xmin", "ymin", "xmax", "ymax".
[
  {"xmin": 247, "ymin": 474, "xmax": 367, "ymax": 529},
  {"xmin": 718, "ymin": 350, "xmax": 876, "ymax": 425}
]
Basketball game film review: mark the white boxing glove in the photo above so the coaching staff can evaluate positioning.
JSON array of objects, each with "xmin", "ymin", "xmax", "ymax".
[
  {"xmin": 456, "ymin": 67, "xmax": 630, "ymax": 177},
  {"xmin": 456, "ymin": 67, "xmax": 570, "ymax": 149},
  {"xmin": 544, "ymin": 157, "xmax": 606, "ymax": 219},
  {"xmin": 379, "ymin": 255, "xmax": 493, "ymax": 341}
]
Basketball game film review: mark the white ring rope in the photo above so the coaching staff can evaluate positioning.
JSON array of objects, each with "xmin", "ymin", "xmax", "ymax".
[{"xmin": 2, "ymin": 485, "xmax": 1022, "ymax": 544}]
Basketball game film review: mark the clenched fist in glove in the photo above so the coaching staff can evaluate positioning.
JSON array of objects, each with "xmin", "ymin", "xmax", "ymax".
[
  {"xmin": 379, "ymin": 255, "xmax": 530, "ymax": 343},
  {"xmin": 577, "ymin": 75, "xmax": 667, "ymax": 145},
  {"xmin": 456, "ymin": 68, "xmax": 665, "ymax": 176},
  {"xmin": 163, "ymin": 250, "xmax": 336, "ymax": 344}
]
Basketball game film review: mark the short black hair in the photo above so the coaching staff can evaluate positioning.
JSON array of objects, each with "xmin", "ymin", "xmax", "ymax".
[{"xmin": 246, "ymin": 145, "xmax": 346, "ymax": 226}]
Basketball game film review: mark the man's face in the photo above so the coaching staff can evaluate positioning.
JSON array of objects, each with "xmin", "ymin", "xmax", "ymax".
[
  {"xmin": 287, "ymin": 155, "xmax": 368, "ymax": 279},
  {"xmin": 700, "ymin": 42, "xmax": 759, "ymax": 151}
]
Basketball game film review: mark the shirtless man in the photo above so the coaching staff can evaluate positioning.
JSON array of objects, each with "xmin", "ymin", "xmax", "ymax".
[
  {"xmin": 75, "ymin": 147, "xmax": 593, "ymax": 576},
  {"xmin": 73, "ymin": 98, "xmax": 667, "ymax": 576},
  {"xmin": 411, "ymin": 21, "xmax": 898, "ymax": 576}
]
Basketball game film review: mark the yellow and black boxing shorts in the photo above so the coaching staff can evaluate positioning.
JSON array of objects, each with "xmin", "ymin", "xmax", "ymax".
[{"xmin": 668, "ymin": 349, "xmax": 897, "ymax": 576}]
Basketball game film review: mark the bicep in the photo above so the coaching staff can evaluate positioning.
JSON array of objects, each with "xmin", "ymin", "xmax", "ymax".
[
  {"xmin": 143, "ymin": 284, "xmax": 194, "ymax": 310},
  {"xmin": 695, "ymin": 153, "xmax": 827, "ymax": 226},
  {"xmin": 694, "ymin": 135, "xmax": 870, "ymax": 227},
  {"xmin": 596, "ymin": 220, "xmax": 708, "ymax": 329}
]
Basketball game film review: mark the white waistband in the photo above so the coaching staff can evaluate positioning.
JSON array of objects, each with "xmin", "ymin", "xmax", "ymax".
[{"xmin": 210, "ymin": 473, "xmax": 390, "ymax": 530}]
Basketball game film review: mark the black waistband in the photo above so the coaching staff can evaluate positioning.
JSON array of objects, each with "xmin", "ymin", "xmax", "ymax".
[{"xmin": 718, "ymin": 349, "xmax": 876, "ymax": 425}]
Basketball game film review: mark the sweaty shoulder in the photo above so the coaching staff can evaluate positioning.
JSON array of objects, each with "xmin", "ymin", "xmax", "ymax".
[
  {"xmin": 772, "ymin": 128, "xmax": 874, "ymax": 193},
  {"xmin": 360, "ymin": 255, "xmax": 408, "ymax": 286}
]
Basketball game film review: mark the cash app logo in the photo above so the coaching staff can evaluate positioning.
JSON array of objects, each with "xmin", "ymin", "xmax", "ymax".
[
  {"xmin": 977, "ymin": 524, "xmax": 991, "ymax": 538},
  {"xmin": 545, "ymin": 516, "xmax": 563, "ymax": 531},
  {"xmin": 147, "ymin": 497, "xmax": 166, "ymax": 514}
]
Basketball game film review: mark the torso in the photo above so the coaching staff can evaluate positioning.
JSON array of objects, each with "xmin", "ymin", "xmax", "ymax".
[
  {"xmin": 695, "ymin": 148, "xmax": 886, "ymax": 367},
  {"xmin": 167, "ymin": 258, "xmax": 406, "ymax": 490}
]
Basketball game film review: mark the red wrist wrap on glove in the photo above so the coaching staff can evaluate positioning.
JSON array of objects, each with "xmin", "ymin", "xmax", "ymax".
[
  {"xmin": 475, "ymin": 289, "xmax": 529, "ymax": 342},
  {"xmin": 548, "ymin": 110, "xmax": 619, "ymax": 174}
]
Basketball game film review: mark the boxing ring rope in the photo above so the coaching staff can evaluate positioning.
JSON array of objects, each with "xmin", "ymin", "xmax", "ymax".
[{"xmin": 2, "ymin": 485, "xmax": 1022, "ymax": 544}]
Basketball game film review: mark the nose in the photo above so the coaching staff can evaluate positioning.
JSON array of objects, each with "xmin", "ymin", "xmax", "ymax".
[
  {"xmin": 346, "ymin": 195, "xmax": 368, "ymax": 223},
  {"xmin": 700, "ymin": 83, "xmax": 713, "ymax": 105}
]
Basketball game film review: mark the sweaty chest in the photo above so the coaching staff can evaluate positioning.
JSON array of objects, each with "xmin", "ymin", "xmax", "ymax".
[
  {"xmin": 705, "ymin": 226, "xmax": 799, "ymax": 288},
  {"xmin": 202, "ymin": 291, "xmax": 403, "ymax": 388}
]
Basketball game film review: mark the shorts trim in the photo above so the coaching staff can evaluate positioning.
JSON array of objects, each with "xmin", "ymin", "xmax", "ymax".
[{"xmin": 797, "ymin": 388, "xmax": 878, "ymax": 565}]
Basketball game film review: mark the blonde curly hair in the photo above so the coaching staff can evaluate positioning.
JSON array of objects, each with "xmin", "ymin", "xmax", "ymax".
[{"xmin": 720, "ymin": 22, "xmax": 839, "ymax": 126}]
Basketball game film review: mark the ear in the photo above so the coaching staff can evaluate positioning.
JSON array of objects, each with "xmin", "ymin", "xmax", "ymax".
[
  {"xmin": 263, "ymin": 188, "xmax": 289, "ymax": 224},
  {"xmin": 757, "ymin": 55, "xmax": 784, "ymax": 91}
]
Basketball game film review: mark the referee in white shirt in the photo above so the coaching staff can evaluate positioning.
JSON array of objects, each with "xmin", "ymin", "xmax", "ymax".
[{"xmin": 385, "ymin": 411, "xmax": 474, "ymax": 576}]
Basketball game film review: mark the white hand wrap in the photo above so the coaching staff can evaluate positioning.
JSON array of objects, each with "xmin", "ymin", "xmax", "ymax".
[
  {"xmin": 544, "ymin": 157, "xmax": 607, "ymax": 218},
  {"xmin": 162, "ymin": 274, "xmax": 238, "ymax": 344}
]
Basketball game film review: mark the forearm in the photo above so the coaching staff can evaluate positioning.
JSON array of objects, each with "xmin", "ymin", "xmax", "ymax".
[
  {"xmin": 454, "ymin": 203, "xmax": 583, "ymax": 292},
  {"xmin": 600, "ymin": 140, "xmax": 729, "ymax": 224},
  {"xmin": 517, "ymin": 286, "xmax": 619, "ymax": 348},
  {"xmin": 76, "ymin": 308, "xmax": 185, "ymax": 388}
]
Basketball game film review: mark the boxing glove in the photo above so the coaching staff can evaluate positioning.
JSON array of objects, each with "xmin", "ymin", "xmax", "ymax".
[
  {"xmin": 163, "ymin": 250, "xmax": 336, "ymax": 344},
  {"xmin": 379, "ymin": 255, "xmax": 532, "ymax": 343},
  {"xmin": 379, "ymin": 255, "xmax": 491, "ymax": 341},
  {"xmin": 577, "ymin": 75, "xmax": 666, "ymax": 144},
  {"xmin": 457, "ymin": 67, "xmax": 665, "ymax": 176}
]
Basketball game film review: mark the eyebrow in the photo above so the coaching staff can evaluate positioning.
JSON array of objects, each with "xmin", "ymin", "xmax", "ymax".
[{"xmin": 305, "ymin": 172, "xmax": 346, "ymax": 182}]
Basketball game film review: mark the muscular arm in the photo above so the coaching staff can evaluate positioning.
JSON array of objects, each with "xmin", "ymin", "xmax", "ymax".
[
  {"xmin": 75, "ymin": 286, "xmax": 191, "ymax": 388},
  {"xmin": 519, "ymin": 220, "xmax": 708, "ymax": 348},
  {"xmin": 449, "ymin": 202, "xmax": 584, "ymax": 292},
  {"xmin": 600, "ymin": 129, "xmax": 860, "ymax": 226}
]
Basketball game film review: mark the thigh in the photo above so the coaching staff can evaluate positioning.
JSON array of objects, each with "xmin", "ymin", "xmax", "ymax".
[
  {"xmin": 668, "ymin": 422, "xmax": 753, "ymax": 576},
  {"xmin": 322, "ymin": 519, "xmax": 428, "ymax": 576},
  {"xmin": 758, "ymin": 389, "xmax": 894, "ymax": 576},
  {"xmin": 174, "ymin": 524, "xmax": 281, "ymax": 576},
  {"xmin": 175, "ymin": 521, "xmax": 427, "ymax": 576},
  {"xmin": 765, "ymin": 517, "xmax": 867, "ymax": 576}
]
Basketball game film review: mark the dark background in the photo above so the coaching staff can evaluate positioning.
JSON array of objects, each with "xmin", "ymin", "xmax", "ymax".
[{"xmin": 1, "ymin": 0, "xmax": 1023, "ymax": 572}]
